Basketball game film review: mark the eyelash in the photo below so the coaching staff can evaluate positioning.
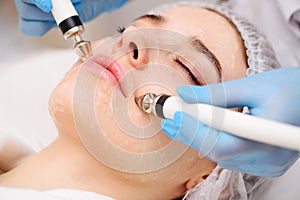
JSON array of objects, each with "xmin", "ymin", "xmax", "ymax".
[
  {"xmin": 174, "ymin": 56, "xmax": 200, "ymax": 85},
  {"xmin": 116, "ymin": 26, "xmax": 126, "ymax": 33}
]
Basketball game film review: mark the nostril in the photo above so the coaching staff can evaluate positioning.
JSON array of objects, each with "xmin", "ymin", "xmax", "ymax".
[{"xmin": 130, "ymin": 42, "xmax": 138, "ymax": 60}]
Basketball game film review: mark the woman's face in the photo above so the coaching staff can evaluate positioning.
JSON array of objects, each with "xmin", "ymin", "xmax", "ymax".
[{"xmin": 49, "ymin": 6, "xmax": 247, "ymax": 187}]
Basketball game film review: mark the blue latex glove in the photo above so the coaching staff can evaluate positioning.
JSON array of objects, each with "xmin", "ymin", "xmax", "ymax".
[
  {"xmin": 162, "ymin": 68, "xmax": 300, "ymax": 177},
  {"xmin": 15, "ymin": 0, "xmax": 128, "ymax": 36}
]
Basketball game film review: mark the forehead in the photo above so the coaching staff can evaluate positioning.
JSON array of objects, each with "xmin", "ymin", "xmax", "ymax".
[
  {"xmin": 133, "ymin": 6, "xmax": 239, "ymax": 53},
  {"xmin": 158, "ymin": 6, "xmax": 247, "ymax": 80},
  {"xmin": 159, "ymin": 6, "xmax": 238, "ymax": 46}
]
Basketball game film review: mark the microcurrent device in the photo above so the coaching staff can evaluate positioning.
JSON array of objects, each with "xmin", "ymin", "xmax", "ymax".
[
  {"xmin": 135, "ymin": 93, "xmax": 300, "ymax": 151},
  {"xmin": 51, "ymin": 0, "xmax": 92, "ymax": 61}
]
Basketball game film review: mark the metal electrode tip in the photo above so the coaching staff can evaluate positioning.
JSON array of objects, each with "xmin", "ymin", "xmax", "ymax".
[
  {"xmin": 135, "ymin": 93, "xmax": 157, "ymax": 114},
  {"xmin": 73, "ymin": 35, "xmax": 92, "ymax": 61}
]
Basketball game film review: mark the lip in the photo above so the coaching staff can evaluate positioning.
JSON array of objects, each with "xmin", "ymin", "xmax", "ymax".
[{"xmin": 84, "ymin": 55, "xmax": 126, "ymax": 95}]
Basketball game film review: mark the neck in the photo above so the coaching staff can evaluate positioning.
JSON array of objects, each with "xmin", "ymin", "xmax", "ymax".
[{"xmin": 0, "ymin": 134, "xmax": 181, "ymax": 200}]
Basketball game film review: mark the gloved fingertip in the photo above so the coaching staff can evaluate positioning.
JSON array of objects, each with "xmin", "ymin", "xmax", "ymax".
[
  {"xmin": 20, "ymin": 26, "xmax": 45, "ymax": 36},
  {"xmin": 177, "ymin": 85, "xmax": 201, "ymax": 103},
  {"xmin": 161, "ymin": 119, "xmax": 176, "ymax": 129},
  {"xmin": 33, "ymin": 0, "xmax": 52, "ymax": 12},
  {"xmin": 72, "ymin": 1, "xmax": 83, "ymax": 11},
  {"xmin": 177, "ymin": 86, "xmax": 192, "ymax": 98},
  {"xmin": 174, "ymin": 111, "xmax": 196, "ymax": 126},
  {"xmin": 161, "ymin": 118, "xmax": 180, "ymax": 137},
  {"xmin": 160, "ymin": 119, "xmax": 167, "ymax": 128},
  {"xmin": 19, "ymin": 19, "xmax": 55, "ymax": 36},
  {"xmin": 173, "ymin": 111, "xmax": 183, "ymax": 125},
  {"xmin": 162, "ymin": 124, "xmax": 178, "ymax": 139}
]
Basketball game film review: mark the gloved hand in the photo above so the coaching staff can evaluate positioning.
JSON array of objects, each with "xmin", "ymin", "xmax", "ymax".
[
  {"xmin": 162, "ymin": 68, "xmax": 300, "ymax": 177},
  {"xmin": 15, "ymin": 0, "xmax": 128, "ymax": 36}
]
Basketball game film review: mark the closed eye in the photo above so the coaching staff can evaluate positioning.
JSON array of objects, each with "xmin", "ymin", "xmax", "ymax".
[{"xmin": 174, "ymin": 57, "xmax": 200, "ymax": 85}]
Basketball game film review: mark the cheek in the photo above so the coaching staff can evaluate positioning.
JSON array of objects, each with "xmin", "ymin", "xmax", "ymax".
[
  {"xmin": 48, "ymin": 62, "xmax": 81, "ymax": 123},
  {"xmin": 93, "ymin": 82, "xmax": 174, "ymax": 153}
]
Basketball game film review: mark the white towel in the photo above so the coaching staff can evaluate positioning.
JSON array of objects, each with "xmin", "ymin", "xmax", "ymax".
[{"xmin": 0, "ymin": 187, "xmax": 114, "ymax": 200}]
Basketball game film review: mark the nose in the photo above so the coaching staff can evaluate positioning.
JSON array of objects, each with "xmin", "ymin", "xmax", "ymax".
[
  {"xmin": 128, "ymin": 42, "xmax": 142, "ymax": 67},
  {"xmin": 120, "ymin": 30, "xmax": 148, "ymax": 70}
]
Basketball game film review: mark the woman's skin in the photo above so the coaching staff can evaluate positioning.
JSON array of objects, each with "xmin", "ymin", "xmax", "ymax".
[{"xmin": 0, "ymin": 6, "xmax": 247, "ymax": 200}]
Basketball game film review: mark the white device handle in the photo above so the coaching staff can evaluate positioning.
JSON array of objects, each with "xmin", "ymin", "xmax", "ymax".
[
  {"xmin": 163, "ymin": 97, "xmax": 300, "ymax": 151},
  {"xmin": 51, "ymin": 0, "xmax": 78, "ymax": 24}
]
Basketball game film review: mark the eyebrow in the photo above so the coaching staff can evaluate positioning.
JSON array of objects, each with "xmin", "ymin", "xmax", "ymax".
[
  {"xmin": 190, "ymin": 37, "xmax": 222, "ymax": 77},
  {"xmin": 134, "ymin": 14, "xmax": 167, "ymax": 25},
  {"xmin": 135, "ymin": 14, "xmax": 222, "ymax": 78}
]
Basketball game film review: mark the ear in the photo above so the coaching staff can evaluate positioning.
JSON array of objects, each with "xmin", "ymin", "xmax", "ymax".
[{"xmin": 185, "ymin": 172, "xmax": 210, "ymax": 190}]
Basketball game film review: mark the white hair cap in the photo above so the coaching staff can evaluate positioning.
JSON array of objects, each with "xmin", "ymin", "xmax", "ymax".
[
  {"xmin": 148, "ymin": 1, "xmax": 280, "ymax": 199},
  {"xmin": 185, "ymin": 166, "xmax": 265, "ymax": 200},
  {"xmin": 148, "ymin": 1, "xmax": 281, "ymax": 76}
]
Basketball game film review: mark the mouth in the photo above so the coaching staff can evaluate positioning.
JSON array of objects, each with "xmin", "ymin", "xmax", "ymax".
[{"xmin": 84, "ymin": 55, "xmax": 126, "ymax": 95}]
